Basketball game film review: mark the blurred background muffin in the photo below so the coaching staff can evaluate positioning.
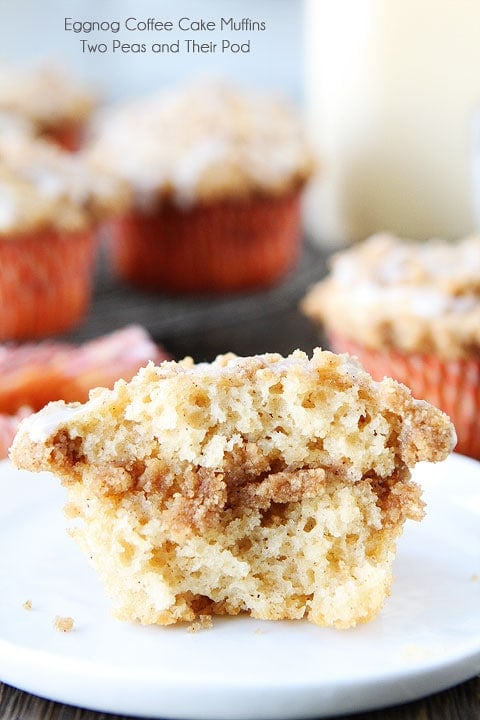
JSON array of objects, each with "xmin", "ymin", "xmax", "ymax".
[
  {"xmin": 0, "ymin": 63, "xmax": 95, "ymax": 151},
  {"xmin": 88, "ymin": 79, "xmax": 314, "ymax": 294},
  {"xmin": 302, "ymin": 233, "xmax": 480, "ymax": 458},
  {"xmin": 0, "ymin": 325, "xmax": 170, "ymax": 458},
  {"xmin": 0, "ymin": 136, "xmax": 127, "ymax": 341}
]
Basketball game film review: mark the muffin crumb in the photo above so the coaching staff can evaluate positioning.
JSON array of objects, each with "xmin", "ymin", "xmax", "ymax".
[
  {"xmin": 187, "ymin": 615, "xmax": 213, "ymax": 633},
  {"xmin": 53, "ymin": 615, "xmax": 74, "ymax": 632},
  {"xmin": 22, "ymin": 599, "xmax": 32, "ymax": 611}
]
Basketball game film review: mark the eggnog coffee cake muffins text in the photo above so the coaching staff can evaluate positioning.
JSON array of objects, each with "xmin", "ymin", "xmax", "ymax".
[{"xmin": 11, "ymin": 349, "xmax": 455, "ymax": 629}]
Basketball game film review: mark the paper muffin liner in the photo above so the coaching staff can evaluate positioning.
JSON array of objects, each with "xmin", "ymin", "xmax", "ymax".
[
  {"xmin": 328, "ymin": 331, "xmax": 478, "ymax": 459},
  {"xmin": 106, "ymin": 191, "xmax": 303, "ymax": 293},
  {"xmin": 0, "ymin": 229, "xmax": 97, "ymax": 340}
]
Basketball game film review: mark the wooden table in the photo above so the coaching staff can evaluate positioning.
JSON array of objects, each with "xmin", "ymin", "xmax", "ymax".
[
  {"xmin": 1, "ymin": 241, "xmax": 479, "ymax": 720},
  {"xmin": 2, "ymin": 677, "xmax": 480, "ymax": 720}
]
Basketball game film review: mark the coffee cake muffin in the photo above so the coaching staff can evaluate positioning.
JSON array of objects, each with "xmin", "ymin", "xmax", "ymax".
[
  {"xmin": 88, "ymin": 79, "xmax": 314, "ymax": 293},
  {"xmin": 302, "ymin": 233, "xmax": 480, "ymax": 458},
  {"xmin": 0, "ymin": 137, "xmax": 126, "ymax": 340},
  {"xmin": 11, "ymin": 349, "xmax": 455, "ymax": 628}
]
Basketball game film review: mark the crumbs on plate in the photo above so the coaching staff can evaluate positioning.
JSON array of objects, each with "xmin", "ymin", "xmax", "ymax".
[
  {"xmin": 187, "ymin": 615, "xmax": 213, "ymax": 633},
  {"xmin": 53, "ymin": 615, "xmax": 75, "ymax": 633}
]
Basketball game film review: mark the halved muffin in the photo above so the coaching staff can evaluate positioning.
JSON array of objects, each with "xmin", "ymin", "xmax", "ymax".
[{"xmin": 10, "ymin": 349, "xmax": 455, "ymax": 628}]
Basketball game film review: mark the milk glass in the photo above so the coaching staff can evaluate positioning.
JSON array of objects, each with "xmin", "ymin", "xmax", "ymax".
[{"xmin": 304, "ymin": 0, "xmax": 480, "ymax": 248}]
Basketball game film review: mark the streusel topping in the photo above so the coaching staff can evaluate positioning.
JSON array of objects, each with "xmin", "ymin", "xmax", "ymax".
[
  {"xmin": 13, "ymin": 348, "xmax": 455, "ymax": 484},
  {"xmin": 302, "ymin": 233, "xmax": 480, "ymax": 358},
  {"xmin": 0, "ymin": 64, "xmax": 94, "ymax": 129},
  {"xmin": 0, "ymin": 137, "xmax": 127, "ymax": 235},
  {"xmin": 88, "ymin": 79, "xmax": 314, "ymax": 208}
]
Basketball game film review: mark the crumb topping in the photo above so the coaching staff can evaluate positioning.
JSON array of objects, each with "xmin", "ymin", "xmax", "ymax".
[
  {"xmin": 0, "ymin": 64, "xmax": 94, "ymax": 129},
  {"xmin": 53, "ymin": 615, "xmax": 74, "ymax": 632},
  {"xmin": 87, "ymin": 79, "xmax": 314, "ymax": 207},
  {"xmin": 302, "ymin": 233, "xmax": 480, "ymax": 358},
  {"xmin": 0, "ymin": 137, "xmax": 128, "ymax": 234},
  {"xmin": 12, "ymin": 348, "xmax": 455, "ymax": 497}
]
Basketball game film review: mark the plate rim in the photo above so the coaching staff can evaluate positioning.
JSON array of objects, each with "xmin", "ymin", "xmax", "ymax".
[{"xmin": 1, "ymin": 453, "xmax": 479, "ymax": 719}]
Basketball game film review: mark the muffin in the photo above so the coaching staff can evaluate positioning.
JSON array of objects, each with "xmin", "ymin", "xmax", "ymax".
[
  {"xmin": 0, "ymin": 63, "xmax": 95, "ymax": 151},
  {"xmin": 11, "ymin": 349, "xmax": 455, "ymax": 629},
  {"xmin": 302, "ymin": 233, "xmax": 480, "ymax": 458},
  {"xmin": 88, "ymin": 79, "xmax": 314, "ymax": 294},
  {"xmin": 0, "ymin": 137, "xmax": 126, "ymax": 340}
]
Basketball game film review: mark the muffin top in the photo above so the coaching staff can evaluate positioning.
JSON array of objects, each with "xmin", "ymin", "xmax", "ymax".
[
  {"xmin": 302, "ymin": 233, "xmax": 480, "ymax": 359},
  {"xmin": 87, "ymin": 79, "xmax": 314, "ymax": 208},
  {"xmin": 0, "ymin": 64, "xmax": 94, "ymax": 130},
  {"xmin": 12, "ymin": 348, "xmax": 455, "ymax": 488},
  {"xmin": 0, "ymin": 137, "xmax": 127, "ymax": 236}
]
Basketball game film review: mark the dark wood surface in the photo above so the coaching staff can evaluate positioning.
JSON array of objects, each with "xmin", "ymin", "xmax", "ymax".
[
  {"xmin": 2, "ymin": 677, "xmax": 480, "ymax": 720},
  {"xmin": 1, "ymin": 239, "xmax": 479, "ymax": 720},
  {"xmin": 66, "ymin": 239, "xmax": 328, "ymax": 358}
]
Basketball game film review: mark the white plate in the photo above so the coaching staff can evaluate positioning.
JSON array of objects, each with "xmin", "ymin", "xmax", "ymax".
[{"xmin": 0, "ymin": 454, "xmax": 479, "ymax": 719}]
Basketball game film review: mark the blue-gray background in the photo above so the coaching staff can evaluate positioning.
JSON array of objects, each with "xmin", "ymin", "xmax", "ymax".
[{"xmin": 0, "ymin": 0, "xmax": 303, "ymax": 104}]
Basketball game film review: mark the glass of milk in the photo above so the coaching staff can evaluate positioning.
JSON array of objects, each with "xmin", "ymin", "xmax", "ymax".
[{"xmin": 304, "ymin": 0, "xmax": 480, "ymax": 248}]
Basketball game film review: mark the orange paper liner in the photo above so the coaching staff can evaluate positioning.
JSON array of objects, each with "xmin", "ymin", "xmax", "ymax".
[
  {"xmin": 328, "ymin": 331, "xmax": 480, "ymax": 459},
  {"xmin": 107, "ymin": 192, "xmax": 303, "ymax": 294},
  {"xmin": 0, "ymin": 229, "xmax": 97, "ymax": 341}
]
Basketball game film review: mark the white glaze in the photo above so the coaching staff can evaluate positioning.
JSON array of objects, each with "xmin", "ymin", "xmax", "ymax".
[
  {"xmin": 20, "ymin": 402, "xmax": 84, "ymax": 443},
  {"xmin": 0, "ymin": 136, "xmax": 125, "ymax": 233},
  {"xmin": 330, "ymin": 234, "xmax": 480, "ymax": 319}
]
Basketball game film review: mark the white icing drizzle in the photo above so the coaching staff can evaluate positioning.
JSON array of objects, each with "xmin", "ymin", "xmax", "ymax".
[
  {"xmin": 21, "ymin": 402, "xmax": 84, "ymax": 443},
  {"xmin": 330, "ymin": 233, "xmax": 480, "ymax": 319},
  {"xmin": 0, "ymin": 136, "xmax": 126, "ymax": 234}
]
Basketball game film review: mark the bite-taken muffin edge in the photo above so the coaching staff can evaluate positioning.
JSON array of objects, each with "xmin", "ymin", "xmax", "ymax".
[{"xmin": 10, "ymin": 348, "xmax": 456, "ymax": 629}]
